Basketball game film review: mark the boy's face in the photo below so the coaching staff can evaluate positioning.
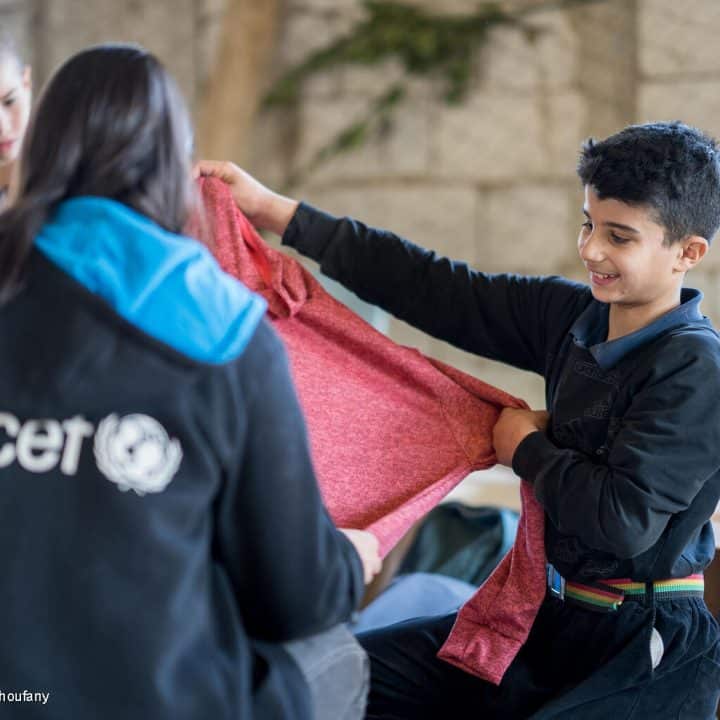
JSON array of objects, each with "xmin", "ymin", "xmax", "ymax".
[{"xmin": 578, "ymin": 186, "xmax": 689, "ymax": 318}]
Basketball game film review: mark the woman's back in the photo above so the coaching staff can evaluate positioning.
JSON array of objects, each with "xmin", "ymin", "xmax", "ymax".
[{"xmin": 0, "ymin": 44, "xmax": 363, "ymax": 719}]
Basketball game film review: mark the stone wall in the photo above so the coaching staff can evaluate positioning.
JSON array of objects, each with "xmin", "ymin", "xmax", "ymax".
[
  {"xmin": 0, "ymin": 0, "xmax": 226, "ymax": 116},
  {"xmin": 5, "ymin": 1, "xmax": 720, "ymax": 408}
]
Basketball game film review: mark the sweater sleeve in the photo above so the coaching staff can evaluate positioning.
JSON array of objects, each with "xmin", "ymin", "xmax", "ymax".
[
  {"xmin": 283, "ymin": 203, "xmax": 588, "ymax": 375},
  {"xmin": 512, "ymin": 335, "xmax": 720, "ymax": 558},
  {"xmin": 215, "ymin": 320, "xmax": 364, "ymax": 642}
]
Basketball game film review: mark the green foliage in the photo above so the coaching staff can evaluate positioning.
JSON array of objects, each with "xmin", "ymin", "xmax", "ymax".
[
  {"xmin": 266, "ymin": 0, "xmax": 602, "ymax": 186},
  {"xmin": 265, "ymin": 1, "xmax": 512, "ymax": 107},
  {"xmin": 285, "ymin": 84, "xmax": 406, "ymax": 189}
]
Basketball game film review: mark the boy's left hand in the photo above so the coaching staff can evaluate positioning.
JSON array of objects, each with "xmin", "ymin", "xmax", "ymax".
[
  {"xmin": 192, "ymin": 160, "xmax": 299, "ymax": 236},
  {"xmin": 493, "ymin": 408, "xmax": 549, "ymax": 468}
]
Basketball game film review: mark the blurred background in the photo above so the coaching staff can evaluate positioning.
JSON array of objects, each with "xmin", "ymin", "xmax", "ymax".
[{"xmin": 5, "ymin": 0, "xmax": 720, "ymax": 408}]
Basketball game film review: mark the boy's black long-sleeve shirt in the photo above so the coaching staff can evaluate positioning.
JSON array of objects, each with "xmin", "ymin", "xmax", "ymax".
[
  {"xmin": 284, "ymin": 203, "xmax": 720, "ymax": 582},
  {"xmin": 0, "ymin": 198, "xmax": 363, "ymax": 719}
]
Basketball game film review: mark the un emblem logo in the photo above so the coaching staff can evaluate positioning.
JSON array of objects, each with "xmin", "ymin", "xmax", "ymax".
[{"xmin": 94, "ymin": 414, "xmax": 183, "ymax": 495}]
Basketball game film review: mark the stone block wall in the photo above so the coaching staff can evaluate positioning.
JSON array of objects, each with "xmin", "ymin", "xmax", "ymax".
[
  {"xmin": 5, "ymin": 0, "xmax": 720, "ymax": 409},
  {"xmin": 1, "ymin": 0, "xmax": 226, "ymax": 116}
]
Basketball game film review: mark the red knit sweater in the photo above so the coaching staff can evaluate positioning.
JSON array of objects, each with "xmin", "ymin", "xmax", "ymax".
[{"xmin": 197, "ymin": 177, "xmax": 546, "ymax": 684}]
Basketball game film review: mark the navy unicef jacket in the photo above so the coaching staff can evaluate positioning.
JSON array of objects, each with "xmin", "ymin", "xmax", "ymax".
[{"xmin": 0, "ymin": 198, "xmax": 362, "ymax": 719}]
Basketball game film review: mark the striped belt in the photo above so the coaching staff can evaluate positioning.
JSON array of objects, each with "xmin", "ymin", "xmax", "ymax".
[{"xmin": 546, "ymin": 563, "xmax": 705, "ymax": 613}]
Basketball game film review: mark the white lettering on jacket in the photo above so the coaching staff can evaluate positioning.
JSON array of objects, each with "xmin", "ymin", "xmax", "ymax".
[
  {"xmin": 0, "ymin": 413, "xmax": 93, "ymax": 474},
  {"xmin": 0, "ymin": 412, "xmax": 182, "ymax": 493}
]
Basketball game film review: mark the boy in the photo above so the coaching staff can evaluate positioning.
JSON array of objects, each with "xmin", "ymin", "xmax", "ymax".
[{"xmin": 197, "ymin": 121, "xmax": 720, "ymax": 718}]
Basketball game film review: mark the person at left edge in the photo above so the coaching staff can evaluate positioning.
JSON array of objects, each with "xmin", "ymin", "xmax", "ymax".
[
  {"xmin": 0, "ymin": 44, "xmax": 377, "ymax": 720},
  {"xmin": 0, "ymin": 28, "xmax": 31, "ymax": 203}
]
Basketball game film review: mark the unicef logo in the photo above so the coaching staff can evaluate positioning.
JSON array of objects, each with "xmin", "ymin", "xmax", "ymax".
[{"xmin": 94, "ymin": 414, "xmax": 183, "ymax": 495}]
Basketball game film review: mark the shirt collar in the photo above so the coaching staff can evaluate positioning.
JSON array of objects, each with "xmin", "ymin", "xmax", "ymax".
[{"xmin": 569, "ymin": 288, "xmax": 705, "ymax": 369}]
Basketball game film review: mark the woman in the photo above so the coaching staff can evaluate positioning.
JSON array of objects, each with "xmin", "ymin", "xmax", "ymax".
[
  {"xmin": 0, "ymin": 30, "xmax": 31, "ymax": 201},
  {"xmin": 0, "ymin": 44, "xmax": 377, "ymax": 719}
]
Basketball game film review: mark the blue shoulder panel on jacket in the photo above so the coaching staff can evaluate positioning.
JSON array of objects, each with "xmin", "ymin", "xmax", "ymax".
[{"xmin": 35, "ymin": 196, "xmax": 267, "ymax": 364}]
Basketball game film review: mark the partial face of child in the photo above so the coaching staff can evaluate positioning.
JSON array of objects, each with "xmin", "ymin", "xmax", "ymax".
[
  {"xmin": 0, "ymin": 55, "xmax": 31, "ymax": 168},
  {"xmin": 577, "ymin": 186, "xmax": 699, "ymax": 333}
]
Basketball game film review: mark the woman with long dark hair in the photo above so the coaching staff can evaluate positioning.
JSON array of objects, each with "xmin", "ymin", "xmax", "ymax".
[{"xmin": 0, "ymin": 44, "xmax": 375, "ymax": 719}]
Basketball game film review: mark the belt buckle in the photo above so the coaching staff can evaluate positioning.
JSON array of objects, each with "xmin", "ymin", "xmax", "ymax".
[{"xmin": 547, "ymin": 564, "xmax": 565, "ymax": 600}]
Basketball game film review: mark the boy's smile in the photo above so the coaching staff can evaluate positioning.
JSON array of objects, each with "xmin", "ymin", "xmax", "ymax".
[{"xmin": 578, "ymin": 186, "xmax": 706, "ymax": 340}]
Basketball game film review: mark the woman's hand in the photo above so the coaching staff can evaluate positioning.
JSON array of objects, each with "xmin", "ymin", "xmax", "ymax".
[
  {"xmin": 338, "ymin": 528, "xmax": 382, "ymax": 585},
  {"xmin": 493, "ymin": 408, "xmax": 549, "ymax": 468},
  {"xmin": 193, "ymin": 160, "xmax": 299, "ymax": 236}
]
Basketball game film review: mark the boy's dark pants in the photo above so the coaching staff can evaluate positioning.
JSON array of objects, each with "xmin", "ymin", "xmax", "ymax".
[{"xmin": 358, "ymin": 595, "xmax": 720, "ymax": 719}]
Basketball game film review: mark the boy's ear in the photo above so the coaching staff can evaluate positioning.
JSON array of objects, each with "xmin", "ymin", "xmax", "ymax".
[{"xmin": 676, "ymin": 235, "xmax": 708, "ymax": 271}]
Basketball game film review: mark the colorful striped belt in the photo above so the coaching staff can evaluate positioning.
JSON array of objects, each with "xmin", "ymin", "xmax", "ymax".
[{"xmin": 546, "ymin": 563, "xmax": 705, "ymax": 613}]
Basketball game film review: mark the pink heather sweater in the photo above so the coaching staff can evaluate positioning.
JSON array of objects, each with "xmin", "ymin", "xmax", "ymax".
[{"xmin": 197, "ymin": 178, "xmax": 546, "ymax": 684}]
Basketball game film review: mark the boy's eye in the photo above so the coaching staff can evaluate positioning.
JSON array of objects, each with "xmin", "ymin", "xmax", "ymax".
[
  {"xmin": 610, "ymin": 232, "xmax": 630, "ymax": 244},
  {"xmin": 581, "ymin": 221, "xmax": 593, "ymax": 231},
  {"xmin": 2, "ymin": 97, "xmax": 15, "ymax": 108}
]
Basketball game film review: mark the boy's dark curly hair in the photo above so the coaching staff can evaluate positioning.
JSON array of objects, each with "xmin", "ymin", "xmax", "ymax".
[{"xmin": 577, "ymin": 121, "xmax": 720, "ymax": 245}]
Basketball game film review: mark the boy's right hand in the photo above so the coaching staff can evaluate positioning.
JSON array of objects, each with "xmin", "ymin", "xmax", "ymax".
[
  {"xmin": 338, "ymin": 528, "xmax": 382, "ymax": 585},
  {"xmin": 193, "ymin": 160, "xmax": 299, "ymax": 236},
  {"xmin": 493, "ymin": 408, "xmax": 549, "ymax": 468}
]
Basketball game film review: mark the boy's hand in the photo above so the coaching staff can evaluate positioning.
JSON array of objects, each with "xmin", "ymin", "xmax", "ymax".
[
  {"xmin": 493, "ymin": 408, "xmax": 549, "ymax": 468},
  {"xmin": 193, "ymin": 160, "xmax": 299, "ymax": 236},
  {"xmin": 338, "ymin": 528, "xmax": 382, "ymax": 585}
]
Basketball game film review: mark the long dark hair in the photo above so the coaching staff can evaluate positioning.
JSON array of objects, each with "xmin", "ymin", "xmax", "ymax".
[{"xmin": 0, "ymin": 43, "xmax": 196, "ymax": 301}]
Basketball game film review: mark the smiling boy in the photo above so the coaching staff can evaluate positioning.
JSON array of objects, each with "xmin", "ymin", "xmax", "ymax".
[{"xmin": 197, "ymin": 121, "xmax": 720, "ymax": 719}]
